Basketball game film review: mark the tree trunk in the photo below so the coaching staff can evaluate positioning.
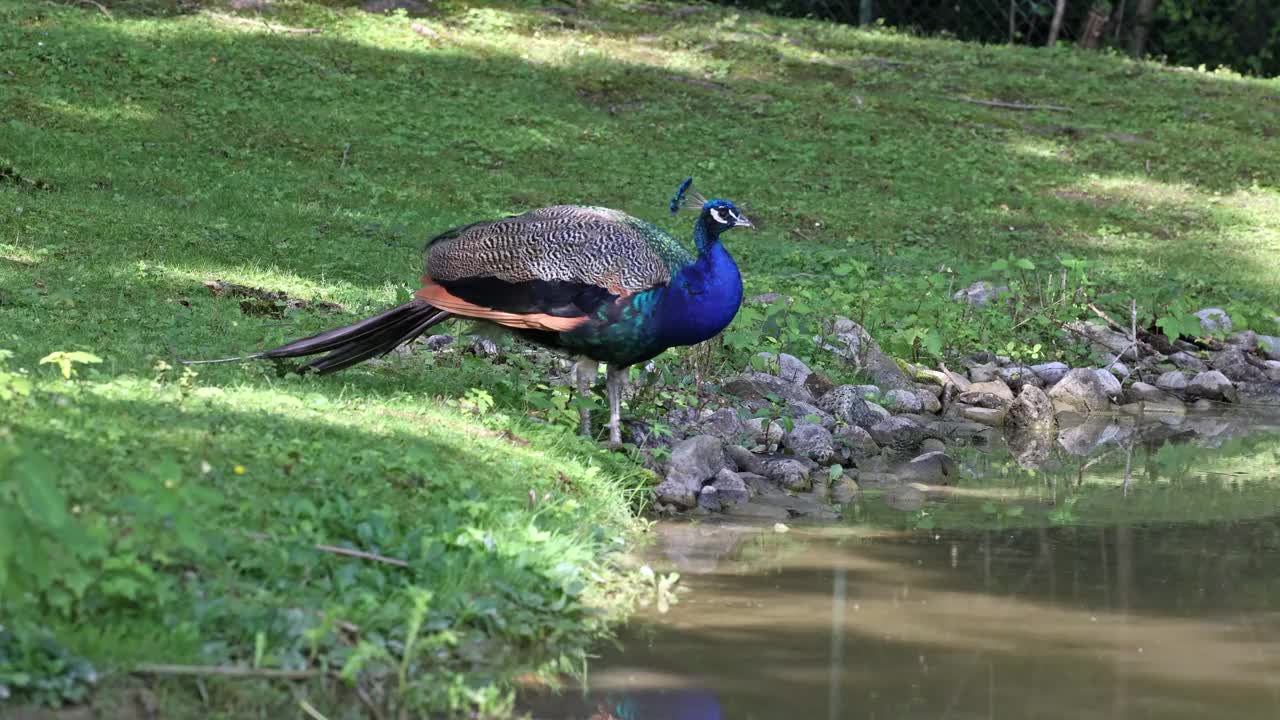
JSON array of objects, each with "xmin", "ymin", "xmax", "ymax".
[
  {"xmin": 1129, "ymin": 0, "xmax": 1159, "ymax": 57},
  {"xmin": 858, "ymin": 0, "xmax": 873, "ymax": 26},
  {"xmin": 1046, "ymin": 0, "xmax": 1068, "ymax": 46},
  {"xmin": 1008, "ymin": 0, "xmax": 1017, "ymax": 43},
  {"xmin": 1078, "ymin": 7, "xmax": 1108, "ymax": 49}
]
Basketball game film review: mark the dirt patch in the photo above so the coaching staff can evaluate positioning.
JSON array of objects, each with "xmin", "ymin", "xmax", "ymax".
[{"xmin": 202, "ymin": 280, "xmax": 344, "ymax": 318}]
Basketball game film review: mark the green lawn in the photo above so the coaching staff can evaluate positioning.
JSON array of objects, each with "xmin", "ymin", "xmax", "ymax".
[{"xmin": 1, "ymin": 0, "xmax": 1278, "ymax": 716}]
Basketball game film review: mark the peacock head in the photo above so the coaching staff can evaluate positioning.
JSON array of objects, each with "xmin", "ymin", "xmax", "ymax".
[{"xmin": 669, "ymin": 177, "xmax": 752, "ymax": 234}]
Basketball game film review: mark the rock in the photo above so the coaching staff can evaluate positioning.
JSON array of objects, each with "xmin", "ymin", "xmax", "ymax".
[
  {"xmin": 865, "ymin": 401, "xmax": 892, "ymax": 423},
  {"xmin": 725, "ymin": 445, "xmax": 765, "ymax": 475},
  {"xmin": 747, "ymin": 292, "xmax": 784, "ymax": 305},
  {"xmin": 760, "ymin": 457, "xmax": 812, "ymax": 491},
  {"xmin": 1258, "ymin": 336, "xmax": 1280, "ymax": 361},
  {"xmin": 1006, "ymin": 385, "xmax": 1057, "ymax": 435},
  {"xmin": 831, "ymin": 476, "xmax": 860, "ymax": 505},
  {"xmin": 968, "ymin": 365, "xmax": 1000, "ymax": 383},
  {"xmin": 1064, "ymin": 320, "xmax": 1136, "ymax": 359},
  {"xmin": 1227, "ymin": 330, "xmax": 1259, "ymax": 350},
  {"xmin": 1210, "ymin": 348, "xmax": 1269, "ymax": 383},
  {"xmin": 696, "ymin": 486, "xmax": 722, "ymax": 512},
  {"xmin": 1195, "ymin": 308, "xmax": 1232, "ymax": 334},
  {"xmin": 1104, "ymin": 359, "xmax": 1131, "ymax": 380},
  {"xmin": 1155, "ymin": 371, "xmax": 1189, "ymax": 392},
  {"xmin": 698, "ymin": 408, "xmax": 745, "ymax": 442},
  {"xmin": 1185, "ymin": 370, "xmax": 1236, "ymax": 403},
  {"xmin": 1190, "ymin": 398, "xmax": 1216, "ymax": 411},
  {"xmin": 1007, "ymin": 426, "xmax": 1054, "ymax": 469},
  {"xmin": 783, "ymin": 423, "xmax": 835, "ymax": 463},
  {"xmin": 912, "ymin": 367, "xmax": 949, "ymax": 386},
  {"xmin": 927, "ymin": 419, "xmax": 995, "ymax": 440},
  {"xmin": 857, "ymin": 472, "xmax": 900, "ymax": 489},
  {"xmin": 883, "ymin": 388, "xmax": 923, "ymax": 413},
  {"xmin": 723, "ymin": 372, "xmax": 815, "ymax": 404},
  {"xmin": 833, "ymin": 425, "xmax": 879, "ymax": 461},
  {"xmin": 957, "ymin": 391, "xmax": 1009, "ymax": 409},
  {"xmin": 1093, "ymin": 369, "xmax": 1123, "ymax": 399},
  {"xmin": 1057, "ymin": 416, "xmax": 1124, "ymax": 456},
  {"xmin": 920, "ymin": 437, "xmax": 946, "ymax": 454},
  {"xmin": 743, "ymin": 418, "xmax": 786, "ymax": 451},
  {"xmin": 817, "ymin": 385, "xmax": 881, "ymax": 429},
  {"xmin": 362, "ymin": 0, "xmax": 430, "ymax": 16},
  {"xmin": 764, "ymin": 352, "xmax": 812, "ymax": 385},
  {"xmin": 1124, "ymin": 382, "xmax": 1180, "ymax": 404},
  {"xmin": 803, "ymin": 370, "xmax": 836, "ymax": 398},
  {"xmin": 655, "ymin": 477, "xmax": 698, "ymax": 508},
  {"xmin": 1169, "ymin": 352, "xmax": 1209, "ymax": 372},
  {"xmin": 784, "ymin": 400, "xmax": 835, "ymax": 428},
  {"xmin": 467, "ymin": 335, "xmax": 500, "ymax": 357},
  {"xmin": 952, "ymin": 280, "xmax": 1007, "ymax": 307},
  {"xmin": 852, "ymin": 384, "xmax": 881, "ymax": 400},
  {"xmin": 1031, "ymin": 361, "xmax": 1070, "ymax": 386},
  {"xmin": 1047, "ymin": 369, "xmax": 1114, "ymax": 415},
  {"xmin": 895, "ymin": 451, "xmax": 959, "ymax": 484},
  {"xmin": 825, "ymin": 318, "xmax": 915, "ymax": 391},
  {"xmin": 868, "ymin": 416, "xmax": 926, "ymax": 456},
  {"xmin": 999, "ymin": 366, "xmax": 1044, "ymax": 391},
  {"xmin": 916, "ymin": 389, "xmax": 942, "ymax": 414},
  {"xmin": 722, "ymin": 502, "xmax": 790, "ymax": 521},
  {"xmin": 710, "ymin": 468, "xmax": 750, "ymax": 506},
  {"xmin": 424, "ymin": 334, "xmax": 455, "ymax": 351},
  {"xmin": 1236, "ymin": 382, "xmax": 1280, "ymax": 405},
  {"xmin": 960, "ymin": 406, "xmax": 1006, "ymax": 426},
  {"xmin": 664, "ymin": 435, "xmax": 728, "ymax": 499},
  {"xmin": 883, "ymin": 485, "xmax": 926, "ymax": 511}
]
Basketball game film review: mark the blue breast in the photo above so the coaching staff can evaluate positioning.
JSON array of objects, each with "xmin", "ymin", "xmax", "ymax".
[{"xmin": 658, "ymin": 241, "xmax": 743, "ymax": 348}]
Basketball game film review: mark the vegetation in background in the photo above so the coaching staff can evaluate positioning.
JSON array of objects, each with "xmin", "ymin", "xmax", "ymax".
[{"xmin": 0, "ymin": 0, "xmax": 1277, "ymax": 715}]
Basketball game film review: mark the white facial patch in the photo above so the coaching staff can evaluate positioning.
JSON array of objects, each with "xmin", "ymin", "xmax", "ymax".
[{"xmin": 709, "ymin": 208, "xmax": 727, "ymax": 224}]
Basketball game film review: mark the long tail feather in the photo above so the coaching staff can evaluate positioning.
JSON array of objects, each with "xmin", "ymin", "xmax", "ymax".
[{"xmin": 182, "ymin": 299, "xmax": 452, "ymax": 374}]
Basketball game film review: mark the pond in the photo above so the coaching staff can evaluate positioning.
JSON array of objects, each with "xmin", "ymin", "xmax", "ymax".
[{"xmin": 521, "ymin": 414, "xmax": 1280, "ymax": 719}]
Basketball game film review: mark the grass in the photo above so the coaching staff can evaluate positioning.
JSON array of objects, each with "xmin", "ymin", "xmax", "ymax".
[{"xmin": 0, "ymin": 0, "xmax": 1278, "ymax": 715}]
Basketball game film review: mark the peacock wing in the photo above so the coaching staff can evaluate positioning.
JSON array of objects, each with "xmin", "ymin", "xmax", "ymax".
[{"xmin": 418, "ymin": 206, "xmax": 692, "ymax": 331}]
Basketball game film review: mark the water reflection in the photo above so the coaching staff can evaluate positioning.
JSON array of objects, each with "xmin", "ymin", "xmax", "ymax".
[{"xmin": 522, "ymin": 424, "xmax": 1280, "ymax": 720}]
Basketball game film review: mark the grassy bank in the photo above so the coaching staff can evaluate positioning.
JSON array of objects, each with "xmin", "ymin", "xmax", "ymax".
[{"xmin": 1, "ymin": 0, "xmax": 1277, "ymax": 715}]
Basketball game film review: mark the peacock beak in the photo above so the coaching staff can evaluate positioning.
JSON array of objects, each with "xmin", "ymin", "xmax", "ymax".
[{"xmin": 734, "ymin": 214, "xmax": 754, "ymax": 228}]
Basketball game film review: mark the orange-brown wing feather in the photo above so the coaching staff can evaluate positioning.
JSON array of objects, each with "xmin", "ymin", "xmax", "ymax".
[{"xmin": 414, "ymin": 281, "xmax": 590, "ymax": 333}]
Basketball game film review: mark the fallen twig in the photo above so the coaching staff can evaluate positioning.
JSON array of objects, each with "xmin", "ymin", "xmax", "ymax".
[
  {"xmin": 314, "ymin": 543, "xmax": 409, "ymax": 568},
  {"xmin": 952, "ymin": 95, "xmax": 1073, "ymax": 113},
  {"xmin": 73, "ymin": 0, "xmax": 112, "ymax": 17},
  {"xmin": 205, "ymin": 11, "xmax": 322, "ymax": 34},
  {"xmin": 298, "ymin": 698, "xmax": 330, "ymax": 720},
  {"xmin": 133, "ymin": 663, "xmax": 324, "ymax": 680}
]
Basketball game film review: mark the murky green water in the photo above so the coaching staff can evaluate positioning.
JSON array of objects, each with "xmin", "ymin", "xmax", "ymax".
[{"xmin": 523, "ymin": 417, "xmax": 1280, "ymax": 720}]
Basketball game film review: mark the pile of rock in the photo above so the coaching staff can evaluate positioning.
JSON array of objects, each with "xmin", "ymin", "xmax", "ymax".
[{"xmin": 651, "ymin": 309, "xmax": 1280, "ymax": 518}]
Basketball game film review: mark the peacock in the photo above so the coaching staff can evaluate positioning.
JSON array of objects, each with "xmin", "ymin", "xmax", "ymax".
[{"xmin": 186, "ymin": 178, "xmax": 750, "ymax": 443}]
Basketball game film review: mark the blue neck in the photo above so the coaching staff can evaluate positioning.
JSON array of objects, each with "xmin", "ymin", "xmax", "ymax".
[{"xmin": 659, "ymin": 217, "xmax": 743, "ymax": 346}]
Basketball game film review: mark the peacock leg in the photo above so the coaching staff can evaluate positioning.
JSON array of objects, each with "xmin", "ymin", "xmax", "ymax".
[
  {"xmin": 574, "ymin": 358, "xmax": 598, "ymax": 437},
  {"xmin": 606, "ymin": 364, "xmax": 626, "ymax": 445}
]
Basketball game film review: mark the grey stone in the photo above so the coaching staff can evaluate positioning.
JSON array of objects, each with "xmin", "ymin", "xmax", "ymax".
[
  {"xmin": 1032, "ymin": 361, "xmax": 1070, "ymax": 386},
  {"xmin": 957, "ymin": 391, "xmax": 1009, "ymax": 409},
  {"xmin": 1169, "ymin": 352, "xmax": 1209, "ymax": 372},
  {"xmin": 999, "ymin": 366, "xmax": 1044, "ymax": 391},
  {"xmin": 1064, "ymin": 320, "xmax": 1136, "ymax": 359},
  {"xmin": 1155, "ymin": 371, "xmax": 1189, "ymax": 391},
  {"xmin": 783, "ymin": 422, "xmax": 836, "ymax": 463},
  {"xmin": 916, "ymin": 389, "xmax": 942, "ymax": 414},
  {"xmin": 1227, "ymin": 330, "xmax": 1259, "ymax": 350},
  {"xmin": 803, "ymin": 370, "xmax": 836, "ymax": 398},
  {"xmin": 424, "ymin": 334, "xmax": 455, "ymax": 351},
  {"xmin": 710, "ymin": 468, "xmax": 750, "ymax": 506},
  {"xmin": 1195, "ymin": 308, "xmax": 1232, "ymax": 334},
  {"xmin": 725, "ymin": 445, "xmax": 765, "ymax": 475},
  {"xmin": 817, "ymin": 385, "xmax": 882, "ymax": 429},
  {"xmin": 698, "ymin": 408, "xmax": 745, "ymax": 442},
  {"xmin": 824, "ymin": 318, "xmax": 915, "ymax": 391},
  {"xmin": 696, "ymin": 486, "xmax": 722, "ymax": 512},
  {"xmin": 1258, "ymin": 336, "xmax": 1280, "ymax": 361},
  {"xmin": 960, "ymin": 406, "xmax": 1006, "ymax": 426},
  {"xmin": 743, "ymin": 417, "xmax": 785, "ymax": 450},
  {"xmin": 927, "ymin": 419, "xmax": 995, "ymax": 440},
  {"xmin": 1093, "ymin": 369, "xmax": 1123, "ymax": 399},
  {"xmin": 1124, "ymin": 382, "xmax": 1180, "ymax": 404},
  {"xmin": 857, "ymin": 472, "xmax": 901, "ymax": 489},
  {"xmin": 756, "ymin": 352, "xmax": 812, "ymax": 385},
  {"xmin": 868, "ymin": 416, "xmax": 926, "ymax": 455},
  {"xmin": 883, "ymin": 388, "xmax": 923, "ymax": 413},
  {"xmin": 467, "ymin": 335, "xmax": 500, "ymax": 356},
  {"xmin": 884, "ymin": 485, "xmax": 927, "ymax": 512},
  {"xmin": 1104, "ymin": 359, "xmax": 1131, "ymax": 380},
  {"xmin": 1267, "ymin": 361, "xmax": 1280, "ymax": 382},
  {"xmin": 655, "ymin": 477, "xmax": 698, "ymax": 508},
  {"xmin": 1190, "ymin": 398, "xmax": 1216, "ymax": 411},
  {"xmin": 968, "ymin": 365, "xmax": 1000, "ymax": 383},
  {"xmin": 952, "ymin": 280, "xmax": 1007, "ymax": 307},
  {"xmin": 1006, "ymin": 385, "xmax": 1057, "ymax": 435},
  {"xmin": 1058, "ymin": 416, "xmax": 1124, "ymax": 456},
  {"xmin": 1186, "ymin": 370, "xmax": 1236, "ymax": 403},
  {"xmin": 722, "ymin": 501, "xmax": 790, "ymax": 521},
  {"xmin": 1047, "ymin": 369, "xmax": 1114, "ymax": 415},
  {"xmin": 1236, "ymin": 382, "xmax": 1280, "ymax": 405},
  {"xmin": 831, "ymin": 476, "xmax": 860, "ymax": 505},
  {"xmin": 853, "ymin": 384, "xmax": 882, "ymax": 400},
  {"xmin": 920, "ymin": 437, "xmax": 947, "ymax": 454},
  {"xmin": 865, "ymin": 401, "xmax": 892, "ymax": 423},
  {"xmin": 761, "ymin": 457, "xmax": 812, "ymax": 491},
  {"xmin": 833, "ymin": 424, "xmax": 880, "ymax": 461},
  {"xmin": 895, "ymin": 451, "xmax": 959, "ymax": 484},
  {"xmin": 1210, "ymin": 348, "xmax": 1269, "ymax": 383},
  {"xmin": 747, "ymin": 292, "xmax": 785, "ymax": 306},
  {"xmin": 665, "ymin": 435, "xmax": 728, "ymax": 498},
  {"xmin": 784, "ymin": 400, "xmax": 835, "ymax": 428},
  {"xmin": 723, "ymin": 372, "xmax": 815, "ymax": 404}
]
